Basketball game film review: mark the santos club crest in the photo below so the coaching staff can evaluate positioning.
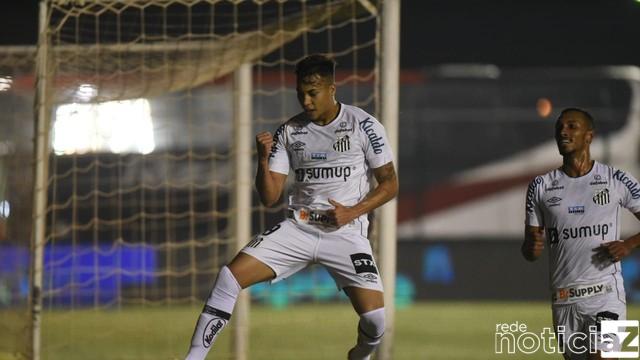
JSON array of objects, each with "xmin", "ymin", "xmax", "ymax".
[
  {"xmin": 593, "ymin": 188, "xmax": 610, "ymax": 206},
  {"xmin": 333, "ymin": 135, "xmax": 351, "ymax": 152}
]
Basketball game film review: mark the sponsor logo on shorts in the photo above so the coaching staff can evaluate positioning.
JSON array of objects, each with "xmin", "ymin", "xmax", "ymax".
[
  {"xmin": 350, "ymin": 253, "xmax": 379, "ymax": 276},
  {"xmin": 553, "ymin": 283, "xmax": 611, "ymax": 302},
  {"xmin": 297, "ymin": 208, "xmax": 332, "ymax": 225},
  {"xmin": 593, "ymin": 188, "xmax": 610, "ymax": 206},
  {"xmin": 361, "ymin": 273, "xmax": 378, "ymax": 283}
]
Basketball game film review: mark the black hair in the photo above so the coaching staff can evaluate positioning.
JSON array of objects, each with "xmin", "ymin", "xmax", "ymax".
[
  {"xmin": 558, "ymin": 107, "xmax": 595, "ymax": 130},
  {"xmin": 295, "ymin": 54, "xmax": 336, "ymax": 82}
]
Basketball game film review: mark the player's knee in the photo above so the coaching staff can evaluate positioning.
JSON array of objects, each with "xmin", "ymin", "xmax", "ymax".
[
  {"xmin": 359, "ymin": 307, "xmax": 385, "ymax": 344},
  {"xmin": 205, "ymin": 266, "xmax": 241, "ymax": 309}
]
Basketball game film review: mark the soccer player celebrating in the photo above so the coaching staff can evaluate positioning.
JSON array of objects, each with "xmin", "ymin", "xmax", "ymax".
[
  {"xmin": 184, "ymin": 54, "xmax": 398, "ymax": 360},
  {"xmin": 522, "ymin": 108, "xmax": 640, "ymax": 359}
]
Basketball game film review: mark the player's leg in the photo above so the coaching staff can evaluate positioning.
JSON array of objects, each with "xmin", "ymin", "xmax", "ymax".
[
  {"xmin": 316, "ymin": 228, "xmax": 385, "ymax": 360},
  {"xmin": 185, "ymin": 253, "xmax": 275, "ymax": 360},
  {"xmin": 185, "ymin": 220, "xmax": 314, "ymax": 359},
  {"xmin": 553, "ymin": 303, "xmax": 583, "ymax": 360},
  {"xmin": 344, "ymin": 287, "xmax": 385, "ymax": 360},
  {"xmin": 582, "ymin": 292, "xmax": 626, "ymax": 360}
]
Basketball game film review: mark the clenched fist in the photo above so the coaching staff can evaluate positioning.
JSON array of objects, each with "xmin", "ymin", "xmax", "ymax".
[{"xmin": 255, "ymin": 131, "xmax": 273, "ymax": 161}]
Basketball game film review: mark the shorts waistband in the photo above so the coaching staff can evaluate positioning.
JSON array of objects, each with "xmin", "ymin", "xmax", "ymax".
[{"xmin": 552, "ymin": 282, "xmax": 613, "ymax": 303}]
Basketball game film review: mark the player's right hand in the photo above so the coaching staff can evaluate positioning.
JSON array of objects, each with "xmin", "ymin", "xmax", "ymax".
[
  {"xmin": 522, "ymin": 225, "xmax": 545, "ymax": 261},
  {"xmin": 255, "ymin": 131, "xmax": 273, "ymax": 161}
]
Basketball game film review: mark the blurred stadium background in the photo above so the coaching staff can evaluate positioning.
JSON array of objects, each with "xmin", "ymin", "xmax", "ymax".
[{"xmin": 1, "ymin": 1, "xmax": 640, "ymax": 359}]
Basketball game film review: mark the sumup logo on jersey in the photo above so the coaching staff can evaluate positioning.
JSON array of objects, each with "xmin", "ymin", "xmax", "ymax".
[
  {"xmin": 295, "ymin": 166, "xmax": 352, "ymax": 182},
  {"xmin": 553, "ymin": 223, "xmax": 610, "ymax": 240}
]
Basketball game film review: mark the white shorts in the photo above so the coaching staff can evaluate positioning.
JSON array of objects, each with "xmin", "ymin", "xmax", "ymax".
[
  {"xmin": 241, "ymin": 219, "xmax": 383, "ymax": 292},
  {"xmin": 552, "ymin": 285, "xmax": 627, "ymax": 359}
]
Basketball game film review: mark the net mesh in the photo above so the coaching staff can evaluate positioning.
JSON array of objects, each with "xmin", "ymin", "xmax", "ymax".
[{"xmin": 32, "ymin": 0, "xmax": 379, "ymax": 358}]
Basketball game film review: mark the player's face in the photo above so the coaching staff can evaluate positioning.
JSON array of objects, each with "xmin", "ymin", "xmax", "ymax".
[
  {"xmin": 296, "ymin": 74, "xmax": 337, "ymax": 123},
  {"xmin": 555, "ymin": 111, "xmax": 593, "ymax": 156}
]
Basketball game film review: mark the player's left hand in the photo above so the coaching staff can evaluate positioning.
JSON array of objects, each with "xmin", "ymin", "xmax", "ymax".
[
  {"xmin": 595, "ymin": 240, "xmax": 633, "ymax": 263},
  {"xmin": 327, "ymin": 199, "xmax": 358, "ymax": 227}
]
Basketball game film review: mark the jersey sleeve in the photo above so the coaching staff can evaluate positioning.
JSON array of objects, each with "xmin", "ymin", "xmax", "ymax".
[
  {"xmin": 525, "ymin": 176, "xmax": 545, "ymax": 227},
  {"xmin": 614, "ymin": 169, "xmax": 640, "ymax": 213},
  {"xmin": 268, "ymin": 124, "xmax": 290, "ymax": 175},
  {"xmin": 358, "ymin": 116, "xmax": 394, "ymax": 169}
]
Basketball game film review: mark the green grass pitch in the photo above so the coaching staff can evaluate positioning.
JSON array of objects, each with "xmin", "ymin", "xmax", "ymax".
[{"xmin": 6, "ymin": 302, "xmax": 639, "ymax": 359}]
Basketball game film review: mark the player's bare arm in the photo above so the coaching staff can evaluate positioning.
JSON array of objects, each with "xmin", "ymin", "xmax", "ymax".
[
  {"xmin": 522, "ymin": 225, "xmax": 545, "ymax": 261},
  {"xmin": 595, "ymin": 212, "xmax": 640, "ymax": 262},
  {"xmin": 328, "ymin": 161, "xmax": 398, "ymax": 227},
  {"xmin": 255, "ymin": 131, "xmax": 287, "ymax": 207}
]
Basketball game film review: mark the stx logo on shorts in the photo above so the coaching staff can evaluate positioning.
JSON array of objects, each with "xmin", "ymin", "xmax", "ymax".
[{"xmin": 350, "ymin": 253, "xmax": 378, "ymax": 275}]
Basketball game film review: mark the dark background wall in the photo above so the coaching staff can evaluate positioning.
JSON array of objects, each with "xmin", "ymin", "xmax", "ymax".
[{"xmin": 2, "ymin": 1, "xmax": 640, "ymax": 67}]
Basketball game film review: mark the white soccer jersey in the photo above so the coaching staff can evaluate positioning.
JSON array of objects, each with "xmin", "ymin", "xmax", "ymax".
[
  {"xmin": 268, "ymin": 103, "xmax": 394, "ymax": 236},
  {"xmin": 525, "ymin": 161, "xmax": 640, "ymax": 292}
]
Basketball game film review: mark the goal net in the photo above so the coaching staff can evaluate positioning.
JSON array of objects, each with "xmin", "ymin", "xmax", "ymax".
[{"xmin": 27, "ymin": 0, "xmax": 383, "ymax": 359}]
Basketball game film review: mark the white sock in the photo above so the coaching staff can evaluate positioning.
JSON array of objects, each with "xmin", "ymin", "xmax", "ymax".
[
  {"xmin": 185, "ymin": 266, "xmax": 241, "ymax": 360},
  {"xmin": 348, "ymin": 307, "xmax": 385, "ymax": 360}
]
